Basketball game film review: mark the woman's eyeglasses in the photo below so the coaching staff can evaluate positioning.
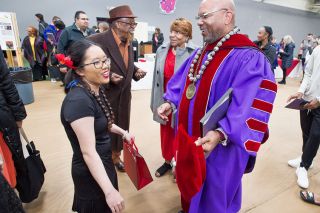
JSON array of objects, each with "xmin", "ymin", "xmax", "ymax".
[{"xmin": 80, "ymin": 58, "xmax": 111, "ymax": 70}]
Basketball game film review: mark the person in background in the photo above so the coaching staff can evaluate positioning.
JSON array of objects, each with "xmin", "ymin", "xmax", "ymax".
[
  {"xmin": 54, "ymin": 20, "xmax": 66, "ymax": 45},
  {"xmin": 21, "ymin": 26, "xmax": 46, "ymax": 81},
  {"xmin": 271, "ymin": 36, "xmax": 280, "ymax": 71},
  {"xmin": 88, "ymin": 5, "xmax": 146, "ymax": 172},
  {"xmin": 43, "ymin": 16, "xmax": 61, "ymax": 45},
  {"xmin": 0, "ymin": 46, "xmax": 27, "ymax": 212},
  {"xmin": 91, "ymin": 25, "xmax": 98, "ymax": 33},
  {"xmin": 57, "ymin": 11, "xmax": 95, "ymax": 84},
  {"xmin": 254, "ymin": 26, "xmax": 277, "ymax": 71},
  {"xmin": 44, "ymin": 16, "xmax": 61, "ymax": 83},
  {"xmin": 60, "ymin": 39, "xmax": 133, "ymax": 213},
  {"xmin": 150, "ymin": 18, "xmax": 196, "ymax": 179},
  {"xmin": 287, "ymin": 44, "xmax": 320, "ymax": 189},
  {"xmin": 98, "ymin": 22, "xmax": 109, "ymax": 33},
  {"xmin": 35, "ymin": 13, "xmax": 48, "ymax": 38},
  {"xmin": 299, "ymin": 33, "xmax": 314, "ymax": 78},
  {"xmin": 152, "ymin": 27, "xmax": 164, "ymax": 53},
  {"xmin": 278, "ymin": 35, "xmax": 295, "ymax": 84}
]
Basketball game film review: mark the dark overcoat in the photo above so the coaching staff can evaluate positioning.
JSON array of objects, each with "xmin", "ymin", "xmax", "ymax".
[
  {"xmin": 280, "ymin": 42, "xmax": 295, "ymax": 69},
  {"xmin": 88, "ymin": 30, "xmax": 139, "ymax": 152}
]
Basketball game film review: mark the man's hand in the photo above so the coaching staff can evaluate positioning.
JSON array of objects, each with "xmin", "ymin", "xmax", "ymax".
[
  {"xmin": 304, "ymin": 99, "xmax": 320, "ymax": 110},
  {"xmin": 134, "ymin": 69, "xmax": 146, "ymax": 79},
  {"xmin": 287, "ymin": 92, "xmax": 303, "ymax": 103},
  {"xmin": 59, "ymin": 67, "xmax": 68, "ymax": 73},
  {"xmin": 110, "ymin": 73, "xmax": 124, "ymax": 84},
  {"xmin": 157, "ymin": 103, "xmax": 172, "ymax": 122},
  {"xmin": 195, "ymin": 130, "xmax": 221, "ymax": 157}
]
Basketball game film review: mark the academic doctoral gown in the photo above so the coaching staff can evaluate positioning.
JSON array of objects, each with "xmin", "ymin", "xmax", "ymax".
[{"xmin": 164, "ymin": 34, "xmax": 277, "ymax": 213}]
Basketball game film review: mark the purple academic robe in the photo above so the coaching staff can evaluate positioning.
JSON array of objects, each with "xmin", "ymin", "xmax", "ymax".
[{"xmin": 164, "ymin": 47, "xmax": 277, "ymax": 213}]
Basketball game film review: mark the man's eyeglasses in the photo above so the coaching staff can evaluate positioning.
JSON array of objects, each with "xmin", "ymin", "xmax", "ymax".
[
  {"xmin": 80, "ymin": 58, "xmax": 111, "ymax": 70},
  {"xmin": 79, "ymin": 18, "xmax": 89, "ymax": 21},
  {"xmin": 195, "ymin": 8, "xmax": 228, "ymax": 20},
  {"xmin": 117, "ymin": 20, "xmax": 138, "ymax": 27}
]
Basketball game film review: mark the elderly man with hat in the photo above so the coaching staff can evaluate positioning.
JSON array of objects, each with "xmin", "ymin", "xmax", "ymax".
[{"xmin": 88, "ymin": 5, "xmax": 146, "ymax": 172}]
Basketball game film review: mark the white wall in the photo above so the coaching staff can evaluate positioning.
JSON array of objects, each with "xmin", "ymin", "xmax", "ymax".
[{"xmin": 1, "ymin": 0, "xmax": 320, "ymax": 50}]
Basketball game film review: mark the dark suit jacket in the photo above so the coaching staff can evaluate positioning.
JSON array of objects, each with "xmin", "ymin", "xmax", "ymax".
[{"xmin": 87, "ymin": 30, "xmax": 139, "ymax": 151}]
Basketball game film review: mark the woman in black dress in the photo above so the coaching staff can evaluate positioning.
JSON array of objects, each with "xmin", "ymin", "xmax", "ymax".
[{"xmin": 60, "ymin": 40, "xmax": 133, "ymax": 213}]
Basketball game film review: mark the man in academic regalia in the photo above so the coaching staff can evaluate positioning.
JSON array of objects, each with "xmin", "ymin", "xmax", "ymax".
[{"xmin": 158, "ymin": 0, "xmax": 277, "ymax": 212}]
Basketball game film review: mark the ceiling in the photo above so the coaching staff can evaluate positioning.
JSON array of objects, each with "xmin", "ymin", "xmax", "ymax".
[{"xmin": 252, "ymin": 0, "xmax": 320, "ymax": 12}]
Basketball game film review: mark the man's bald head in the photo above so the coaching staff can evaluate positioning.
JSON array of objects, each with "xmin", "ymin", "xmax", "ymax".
[
  {"xmin": 198, "ymin": 0, "xmax": 236, "ymax": 43},
  {"xmin": 201, "ymin": 0, "xmax": 236, "ymax": 24}
]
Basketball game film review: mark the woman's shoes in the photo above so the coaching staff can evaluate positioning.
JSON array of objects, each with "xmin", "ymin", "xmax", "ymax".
[
  {"xmin": 155, "ymin": 162, "xmax": 172, "ymax": 177},
  {"xmin": 300, "ymin": 190, "xmax": 320, "ymax": 206},
  {"xmin": 278, "ymin": 80, "xmax": 286, "ymax": 84},
  {"xmin": 114, "ymin": 161, "xmax": 125, "ymax": 172}
]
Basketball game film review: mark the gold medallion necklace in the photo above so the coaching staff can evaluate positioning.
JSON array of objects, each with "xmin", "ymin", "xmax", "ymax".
[{"xmin": 185, "ymin": 27, "xmax": 240, "ymax": 99}]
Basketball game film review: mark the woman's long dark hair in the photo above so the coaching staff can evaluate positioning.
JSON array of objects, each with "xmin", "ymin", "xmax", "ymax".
[
  {"xmin": 64, "ymin": 39, "xmax": 114, "ymax": 129},
  {"xmin": 64, "ymin": 39, "xmax": 96, "ymax": 93}
]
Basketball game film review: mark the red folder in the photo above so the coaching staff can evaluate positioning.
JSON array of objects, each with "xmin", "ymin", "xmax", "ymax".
[{"xmin": 123, "ymin": 139, "xmax": 153, "ymax": 190}]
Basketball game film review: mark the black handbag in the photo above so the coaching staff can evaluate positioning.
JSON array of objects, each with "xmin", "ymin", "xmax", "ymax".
[{"xmin": 16, "ymin": 128, "xmax": 46, "ymax": 203}]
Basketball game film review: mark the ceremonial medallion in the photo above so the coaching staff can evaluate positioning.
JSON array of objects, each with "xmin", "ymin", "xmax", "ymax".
[{"xmin": 186, "ymin": 83, "xmax": 196, "ymax": 99}]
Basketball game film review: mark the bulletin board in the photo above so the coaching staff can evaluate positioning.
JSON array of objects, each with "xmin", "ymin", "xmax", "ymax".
[
  {"xmin": 0, "ymin": 12, "xmax": 23, "ymax": 67},
  {"xmin": 0, "ymin": 12, "xmax": 18, "ymax": 50}
]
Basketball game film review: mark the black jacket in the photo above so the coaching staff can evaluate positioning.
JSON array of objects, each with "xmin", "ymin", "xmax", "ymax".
[
  {"xmin": 0, "ymin": 47, "xmax": 27, "ymax": 121},
  {"xmin": 57, "ymin": 23, "xmax": 95, "ymax": 54},
  {"xmin": 254, "ymin": 41, "xmax": 277, "ymax": 67}
]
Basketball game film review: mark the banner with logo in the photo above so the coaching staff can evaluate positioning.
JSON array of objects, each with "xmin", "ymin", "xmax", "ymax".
[{"xmin": 159, "ymin": 0, "xmax": 177, "ymax": 14}]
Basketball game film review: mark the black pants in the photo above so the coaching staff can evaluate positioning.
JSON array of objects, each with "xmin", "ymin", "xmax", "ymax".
[
  {"xmin": 31, "ymin": 62, "xmax": 44, "ymax": 81},
  {"xmin": 301, "ymin": 58, "xmax": 306, "ymax": 78},
  {"xmin": 48, "ymin": 65, "xmax": 60, "ymax": 79},
  {"xmin": 282, "ymin": 68, "xmax": 287, "ymax": 82},
  {"xmin": 300, "ymin": 108, "xmax": 320, "ymax": 170}
]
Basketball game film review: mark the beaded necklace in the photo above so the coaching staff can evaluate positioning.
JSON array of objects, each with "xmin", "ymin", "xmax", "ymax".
[
  {"xmin": 186, "ymin": 27, "xmax": 240, "ymax": 99},
  {"xmin": 89, "ymin": 88, "xmax": 115, "ymax": 130},
  {"xmin": 77, "ymin": 83, "xmax": 115, "ymax": 129}
]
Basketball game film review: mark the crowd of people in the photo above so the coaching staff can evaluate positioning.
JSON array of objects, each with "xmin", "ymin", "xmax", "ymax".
[{"xmin": 1, "ymin": 0, "xmax": 320, "ymax": 212}]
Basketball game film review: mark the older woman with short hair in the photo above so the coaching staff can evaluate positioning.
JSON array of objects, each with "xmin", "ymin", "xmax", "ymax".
[
  {"xmin": 279, "ymin": 35, "xmax": 295, "ymax": 84},
  {"xmin": 21, "ymin": 26, "xmax": 46, "ymax": 81},
  {"xmin": 151, "ymin": 18, "xmax": 196, "ymax": 178}
]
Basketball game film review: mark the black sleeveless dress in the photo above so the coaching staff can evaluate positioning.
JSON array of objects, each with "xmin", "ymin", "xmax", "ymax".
[{"xmin": 61, "ymin": 86, "xmax": 118, "ymax": 213}]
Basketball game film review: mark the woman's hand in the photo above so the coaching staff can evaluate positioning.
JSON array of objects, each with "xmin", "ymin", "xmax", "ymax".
[
  {"xmin": 157, "ymin": 102, "xmax": 172, "ymax": 122},
  {"xmin": 105, "ymin": 188, "xmax": 125, "ymax": 213},
  {"xmin": 122, "ymin": 131, "xmax": 134, "ymax": 142}
]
